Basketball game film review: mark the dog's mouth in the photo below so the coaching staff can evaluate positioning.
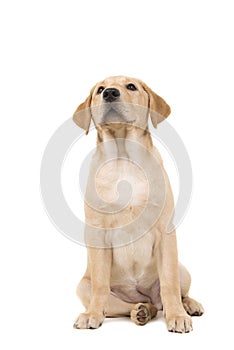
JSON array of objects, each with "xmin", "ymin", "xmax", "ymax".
[{"xmin": 101, "ymin": 102, "xmax": 136, "ymax": 125}]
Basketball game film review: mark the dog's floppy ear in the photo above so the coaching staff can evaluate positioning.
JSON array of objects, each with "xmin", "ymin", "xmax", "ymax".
[
  {"xmin": 141, "ymin": 81, "xmax": 171, "ymax": 127},
  {"xmin": 73, "ymin": 87, "xmax": 94, "ymax": 134}
]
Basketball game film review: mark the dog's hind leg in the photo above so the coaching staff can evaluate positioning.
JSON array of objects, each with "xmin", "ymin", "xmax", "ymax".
[{"xmin": 179, "ymin": 264, "xmax": 204, "ymax": 316}]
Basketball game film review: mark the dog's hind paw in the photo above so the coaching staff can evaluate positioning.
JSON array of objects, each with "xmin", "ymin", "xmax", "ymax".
[
  {"xmin": 131, "ymin": 303, "xmax": 157, "ymax": 326},
  {"xmin": 182, "ymin": 297, "xmax": 204, "ymax": 316}
]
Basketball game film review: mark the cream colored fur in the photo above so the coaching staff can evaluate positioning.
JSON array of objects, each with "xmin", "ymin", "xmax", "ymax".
[{"xmin": 72, "ymin": 76, "xmax": 204, "ymax": 332}]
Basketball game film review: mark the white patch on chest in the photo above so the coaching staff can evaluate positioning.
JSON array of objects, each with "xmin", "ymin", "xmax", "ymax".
[{"xmin": 95, "ymin": 158, "xmax": 149, "ymax": 208}]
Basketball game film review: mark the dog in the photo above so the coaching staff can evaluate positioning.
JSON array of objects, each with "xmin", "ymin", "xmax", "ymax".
[{"xmin": 72, "ymin": 76, "xmax": 204, "ymax": 332}]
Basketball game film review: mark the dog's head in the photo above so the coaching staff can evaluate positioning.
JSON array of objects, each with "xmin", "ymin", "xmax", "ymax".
[{"xmin": 73, "ymin": 76, "xmax": 171, "ymax": 134}]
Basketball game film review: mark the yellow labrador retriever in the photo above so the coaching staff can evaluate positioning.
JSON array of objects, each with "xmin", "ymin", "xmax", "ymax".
[{"xmin": 72, "ymin": 76, "xmax": 204, "ymax": 333}]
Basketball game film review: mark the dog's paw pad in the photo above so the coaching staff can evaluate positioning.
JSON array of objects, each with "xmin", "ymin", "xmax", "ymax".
[{"xmin": 131, "ymin": 303, "xmax": 157, "ymax": 326}]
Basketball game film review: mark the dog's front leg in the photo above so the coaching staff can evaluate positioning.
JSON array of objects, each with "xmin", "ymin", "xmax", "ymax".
[
  {"xmin": 158, "ymin": 232, "xmax": 193, "ymax": 333},
  {"xmin": 74, "ymin": 247, "xmax": 112, "ymax": 329}
]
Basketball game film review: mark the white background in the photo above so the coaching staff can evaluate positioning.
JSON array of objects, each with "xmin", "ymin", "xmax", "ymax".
[{"xmin": 1, "ymin": 0, "xmax": 234, "ymax": 349}]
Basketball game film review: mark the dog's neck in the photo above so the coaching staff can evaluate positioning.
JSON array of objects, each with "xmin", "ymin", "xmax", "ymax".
[{"xmin": 96, "ymin": 124, "xmax": 153, "ymax": 160}]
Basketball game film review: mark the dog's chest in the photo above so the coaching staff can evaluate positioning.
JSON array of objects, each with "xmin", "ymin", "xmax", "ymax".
[
  {"xmin": 85, "ymin": 145, "xmax": 166, "ymax": 236},
  {"xmin": 95, "ymin": 159, "xmax": 149, "ymax": 208}
]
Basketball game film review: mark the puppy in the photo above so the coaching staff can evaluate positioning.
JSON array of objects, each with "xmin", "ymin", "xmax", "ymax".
[{"xmin": 72, "ymin": 76, "xmax": 204, "ymax": 332}]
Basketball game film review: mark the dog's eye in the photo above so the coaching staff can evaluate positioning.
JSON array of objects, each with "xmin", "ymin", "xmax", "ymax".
[
  {"xmin": 97, "ymin": 86, "xmax": 105, "ymax": 94},
  {"xmin": 126, "ymin": 83, "xmax": 137, "ymax": 91}
]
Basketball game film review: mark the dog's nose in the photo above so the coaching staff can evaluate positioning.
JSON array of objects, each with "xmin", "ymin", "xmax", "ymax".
[{"xmin": 103, "ymin": 88, "xmax": 120, "ymax": 102}]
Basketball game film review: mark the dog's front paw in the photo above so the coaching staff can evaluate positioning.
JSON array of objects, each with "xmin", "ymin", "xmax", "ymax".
[
  {"xmin": 73, "ymin": 312, "xmax": 105, "ymax": 329},
  {"xmin": 166, "ymin": 313, "xmax": 192, "ymax": 333}
]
